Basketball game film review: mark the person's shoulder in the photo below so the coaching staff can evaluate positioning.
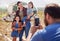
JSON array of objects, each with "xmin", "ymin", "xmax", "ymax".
[
  {"xmin": 16, "ymin": 10, "xmax": 20, "ymax": 15},
  {"xmin": 32, "ymin": 29, "xmax": 47, "ymax": 38},
  {"xmin": 36, "ymin": 29, "xmax": 46, "ymax": 35},
  {"xmin": 45, "ymin": 23, "xmax": 60, "ymax": 30},
  {"xmin": 23, "ymin": 7, "xmax": 27, "ymax": 9},
  {"xmin": 23, "ymin": 7, "xmax": 27, "ymax": 11}
]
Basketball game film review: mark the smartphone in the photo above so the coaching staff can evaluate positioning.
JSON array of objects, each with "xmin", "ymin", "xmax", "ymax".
[{"xmin": 35, "ymin": 18, "xmax": 40, "ymax": 26}]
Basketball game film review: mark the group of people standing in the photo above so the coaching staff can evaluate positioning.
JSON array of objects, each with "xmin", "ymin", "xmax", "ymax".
[
  {"xmin": 10, "ymin": 1, "xmax": 60, "ymax": 41},
  {"xmin": 11, "ymin": 1, "xmax": 42, "ymax": 41}
]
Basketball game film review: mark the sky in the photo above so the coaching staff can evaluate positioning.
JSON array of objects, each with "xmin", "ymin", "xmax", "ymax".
[{"xmin": 0, "ymin": 0, "xmax": 60, "ymax": 8}]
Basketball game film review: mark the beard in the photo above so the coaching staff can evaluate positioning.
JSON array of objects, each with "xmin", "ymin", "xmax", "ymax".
[{"xmin": 44, "ymin": 18, "xmax": 49, "ymax": 26}]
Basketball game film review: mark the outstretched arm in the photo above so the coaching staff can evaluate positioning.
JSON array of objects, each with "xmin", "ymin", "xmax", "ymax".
[{"xmin": 30, "ymin": 30, "xmax": 43, "ymax": 41}]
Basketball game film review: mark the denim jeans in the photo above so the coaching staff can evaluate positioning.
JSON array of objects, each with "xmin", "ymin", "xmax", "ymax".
[{"xmin": 19, "ymin": 20, "xmax": 31, "ymax": 41}]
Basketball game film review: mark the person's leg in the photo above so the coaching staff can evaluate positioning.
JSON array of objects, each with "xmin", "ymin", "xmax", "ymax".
[
  {"xmin": 19, "ymin": 16, "xmax": 27, "ymax": 41},
  {"xmin": 19, "ymin": 27, "xmax": 25, "ymax": 41},
  {"xmin": 12, "ymin": 37, "xmax": 16, "ymax": 41},
  {"xmin": 11, "ymin": 31, "xmax": 18, "ymax": 41},
  {"xmin": 25, "ymin": 22, "xmax": 31, "ymax": 38}
]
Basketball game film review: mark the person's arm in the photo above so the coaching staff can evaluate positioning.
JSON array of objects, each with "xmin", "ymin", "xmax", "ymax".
[
  {"xmin": 18, "ymin": 22, "xmax": 23, "ymax": 31},
  {"xmin": 22, "ymin": 17, "xmax": 26, "ymax": 27},
  {"xmin": 27, "ymin": 9, "xmax": 34, "ymax": 19},
  {"xmin": 30, "ymin": 12, "xmax": 34, "ymax": 17},
  {"xmin": 30, "ymin": 30, "xmax": 43, "ymax": 41},
  {"xmin": 27, "ymin": 12, "xmax": 34, "ymax": 19},
  {"xmin": 22, "ymin": 21, "xmax": 26, "ymax": 27},
  {"xmin": 11, "ymin": 22, "xmax": 15, "ymax": 31},
  {"xmin": 39, "ymin": 24, "xmax": 43, "ymax": 29}
]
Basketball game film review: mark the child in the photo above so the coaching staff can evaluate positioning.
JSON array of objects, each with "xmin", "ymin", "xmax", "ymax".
[{"xmin": 11, "ymin": 15, "xmax": 23, "ymax": 41}]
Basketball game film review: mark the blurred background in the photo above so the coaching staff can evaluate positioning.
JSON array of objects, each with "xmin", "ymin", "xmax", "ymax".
[{"xmin": 0, "ymin": 0, "xmax": 60, "ymax": 41}]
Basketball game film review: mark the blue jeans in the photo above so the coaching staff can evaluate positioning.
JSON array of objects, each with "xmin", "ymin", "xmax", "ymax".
[
  {"xmin": 19, "ymin": 17, "xmax": 31, "ymax": 41},
  {"xmin": 25, "ymin": 21, "xmax": 31, "ymax": 38},
  {"xmin": 19, "ymin": 27, "xmax": 25, "ymax": 41}
]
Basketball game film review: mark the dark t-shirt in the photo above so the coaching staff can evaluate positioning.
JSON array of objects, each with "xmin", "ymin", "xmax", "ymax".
[{"xmin": 16, "ymin": 7, "xmax": 27, "ymax": 20}]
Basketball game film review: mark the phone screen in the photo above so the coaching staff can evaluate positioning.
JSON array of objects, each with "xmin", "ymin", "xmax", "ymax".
[{"xmin": 35, "ymin": 18, "xmax": 40, "ymax": 26}]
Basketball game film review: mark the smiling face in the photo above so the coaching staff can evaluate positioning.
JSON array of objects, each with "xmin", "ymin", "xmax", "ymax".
[
  {"xmin": 28, "ymin": 3, "xmax": 33, "ymax": 8},
  {"xmin": 17, "ymin": 2, "xmax": 23, "ymax": 9},
  {"xmin": 15, "ymin": 16, "xmax": 20, "ymax": 21},
  {"xmin": 28, "ymin": 2, "xmax": 33, "ymax": 8}
]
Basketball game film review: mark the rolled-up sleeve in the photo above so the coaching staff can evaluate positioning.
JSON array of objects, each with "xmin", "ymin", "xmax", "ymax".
[{"xmin": 30, "ymin": 30, "xmax": 44, "ymax": 41}]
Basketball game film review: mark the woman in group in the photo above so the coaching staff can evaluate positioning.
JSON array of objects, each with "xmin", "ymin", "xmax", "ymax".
[
  {"xmin": 23, "ymin": 2, "xmax": 37, "ymax": 39},
  {"xmin": 27, "ymin": 2, "xmax": 43, "ymax": 37},
  {"xmin": 27, "ymin": 1, "xmax": 37, "ymax": 16},
  {"xmin": 11, "ymin": 15, "xmax": 23, "ymax": 41},
  {"xmin": 24, "ymin": 1, "xmax": 35, "ymax": 38},
  {"xmin": 19, "ymin": 1, "xmax": 36, "ymax": 39}
]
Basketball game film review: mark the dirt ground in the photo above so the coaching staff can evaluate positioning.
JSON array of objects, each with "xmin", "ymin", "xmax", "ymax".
[
  {"xmin": 0, "ymin": 11, "xmax": 44, "ymax": 41},
  {"xmin": 0, "ymin": 20, "xmax": 34, "ymax": 41}
]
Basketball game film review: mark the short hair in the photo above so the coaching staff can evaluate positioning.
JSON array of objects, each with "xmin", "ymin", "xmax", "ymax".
[
  {"xmin": 17, "ymin": 1, "xmax": 21, "ymax": 6},
  {"xmin": 46, "ymin": 3, "xmax": 59, "ymax": 8},
  {"xmin": 44, "ymin": 3, "xmax": 60, "ymax": 19}
]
